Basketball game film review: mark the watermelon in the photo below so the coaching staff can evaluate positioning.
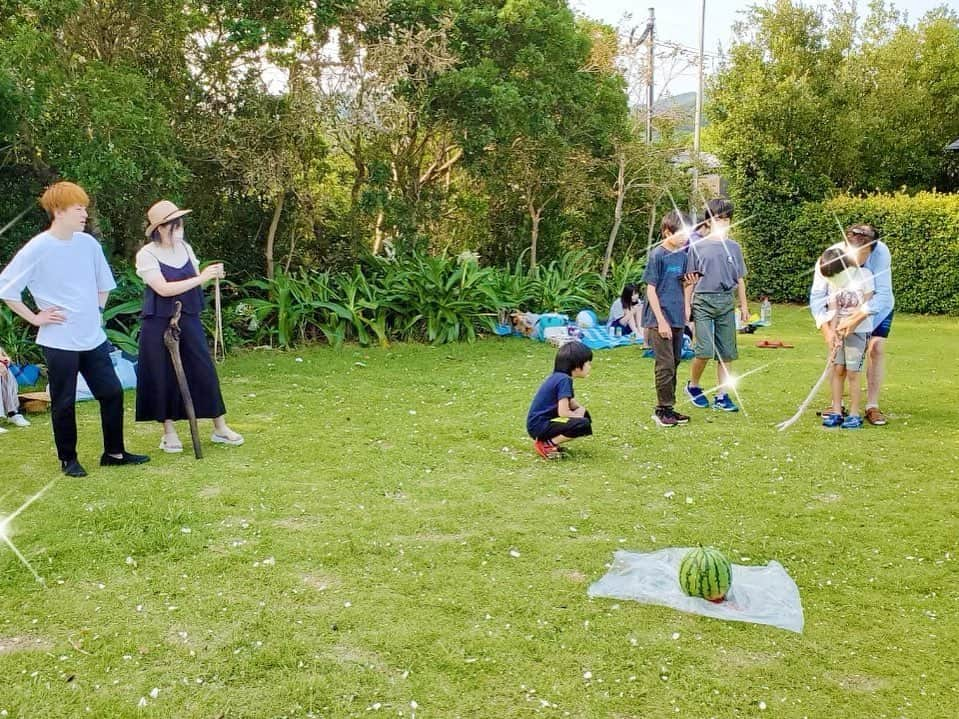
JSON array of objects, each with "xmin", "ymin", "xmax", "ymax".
[{"xmin": 679, "ymin": 546, "xmax": 732, "ymax": 602}]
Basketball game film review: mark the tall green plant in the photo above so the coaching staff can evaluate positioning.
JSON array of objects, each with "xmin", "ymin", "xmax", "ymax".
[
  {"xmin": 0, "ymin": 304, "xmax": 41, "ymax": 365},
  {"xmin": 389, "ymin": 254, "xmax": 498, "ymax": 344},
  {"xmin": 530, "ymin": 250, "xmax": 602, "ymax": 313}
]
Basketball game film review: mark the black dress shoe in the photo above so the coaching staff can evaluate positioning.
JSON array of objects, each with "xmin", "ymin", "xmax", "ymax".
[
  {"xmin": 61, "ymin": 459, "xmax": 88, "ymax": 477},
  {"xmin": 100, "ymin": 452, "xmax": 150, "ymax": 467}
]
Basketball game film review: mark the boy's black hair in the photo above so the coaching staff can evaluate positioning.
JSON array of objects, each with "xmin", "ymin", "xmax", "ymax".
[
  {"xmin": 819, "ymin": 246, "xmax": 852, "ymax": 278},
  {"xmin": 554, "ymin": 341, "xmax": 593, "ymax": 374},
  {"xmin": 704, "ymin": 198, "xmax": 734, "ymax": 222},
  {"xmin": 661, "ymin": 209, "xmax": 691, "ymax": 236},
  {"xmin": 620, "ymin": 283, "xmax": 640, "ymax": 309}
]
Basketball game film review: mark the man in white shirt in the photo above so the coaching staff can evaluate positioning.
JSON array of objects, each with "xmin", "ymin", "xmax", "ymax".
[{"xmin": 0, "ymin": 181, "xmax": 149, "ymax": 476}]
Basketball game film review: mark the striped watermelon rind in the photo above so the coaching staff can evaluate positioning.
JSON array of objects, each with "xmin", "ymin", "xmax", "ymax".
[{"xmin": 678, "ymin": 546, "xmax": 732, "ymax": 602}]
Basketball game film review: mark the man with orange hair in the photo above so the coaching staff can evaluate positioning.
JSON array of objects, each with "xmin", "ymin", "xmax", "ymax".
[{"xmin": 0, "ymin": 181, "xmax": 149, "ymax": 476}]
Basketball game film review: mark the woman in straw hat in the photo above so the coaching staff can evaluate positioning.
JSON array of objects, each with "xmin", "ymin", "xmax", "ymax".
[{"xmin": 134, "ymin": 200, "xmax": 243, "ymax": 452}]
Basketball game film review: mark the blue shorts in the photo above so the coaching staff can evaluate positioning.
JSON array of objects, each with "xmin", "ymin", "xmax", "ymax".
[
  {"xmin": 610, "ymin": 318, "xmax": 634, "ymax": 335},
  {"xmin": 871, "ymin": 311, "xmax": 894, "ymax": 339}
]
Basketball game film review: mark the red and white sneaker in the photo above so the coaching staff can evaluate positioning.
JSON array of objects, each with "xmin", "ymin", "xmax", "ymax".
[{"xmin": 533, "ymin": 439, "xmax": 561, "ymax": 460}]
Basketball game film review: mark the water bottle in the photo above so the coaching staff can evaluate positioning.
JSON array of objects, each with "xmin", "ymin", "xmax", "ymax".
[{"xmin": 761, "ymin": 296, "xmax": 772, "ymax": 324}]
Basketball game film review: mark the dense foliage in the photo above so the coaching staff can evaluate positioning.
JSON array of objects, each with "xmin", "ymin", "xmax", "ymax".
[
  {"xmin": 0, "ymin": 0, "xmax": 688, "ymax": 276},
  {"xmin": 753, "ymin": 192, "xmax": 959, "ymax": 315},
  {"xmin": 707, "ymin": 1, "xmax": 959, "ymax": 306}
]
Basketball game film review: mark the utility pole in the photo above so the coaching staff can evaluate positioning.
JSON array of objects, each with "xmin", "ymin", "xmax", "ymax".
[
  {"xmin": 646, "ymin": 8, "xmax": 655, "ymax": 143},
  {"xmin": 633, "ymin": 9, "xmax": 656, "ymax": 143},
  {"xmin": 691, "ymin": 0, "xmax": 706, "ymax": 213}
]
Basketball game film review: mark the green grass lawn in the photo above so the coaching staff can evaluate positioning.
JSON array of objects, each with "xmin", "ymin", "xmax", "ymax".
[{"xmin": 1, "ymin": 305, "xmax": 956, "ymax": 718}]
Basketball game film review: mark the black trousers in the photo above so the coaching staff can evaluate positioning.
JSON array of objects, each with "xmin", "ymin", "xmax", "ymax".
[
  {"xmin": 533, "ymin": 410, "xmax": 593, "ymax": 441},
  {"xmin": 42, "ymin": 341, "xmax": 125, "ymax": 462}
]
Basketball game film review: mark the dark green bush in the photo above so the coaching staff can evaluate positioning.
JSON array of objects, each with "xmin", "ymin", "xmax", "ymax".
[{"xmin": 741, "ymin": 192, "xmax": 959, "ymax": 314}]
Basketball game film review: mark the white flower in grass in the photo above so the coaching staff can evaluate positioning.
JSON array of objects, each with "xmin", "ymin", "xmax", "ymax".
[
  {"xmin": 149, "ymin": 688, "xmax": 159, "ymax": 699},
  {"xmin": 508, "ymin": 549, "xmax": 521, "ymax": 558}
]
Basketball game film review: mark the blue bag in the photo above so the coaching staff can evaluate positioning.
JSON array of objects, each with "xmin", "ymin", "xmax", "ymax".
[{"xmin": 10, "ymin": 363, "xmax": 41, "ymax": 387}]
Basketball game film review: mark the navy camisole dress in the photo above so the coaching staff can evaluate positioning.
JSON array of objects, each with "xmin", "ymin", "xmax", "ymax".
[{"xmin": 135, "ymin": 256, "xmax": 226, "ymax": 422}]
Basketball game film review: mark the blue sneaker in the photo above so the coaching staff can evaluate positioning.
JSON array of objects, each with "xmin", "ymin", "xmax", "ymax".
[
  {"xmin": 713, "ymin": 394, "xmax": 739, "ymax": 412},
  {"xmin": 841, "ymin": 414, "xmax": 864, "ymax": 429},
  {"xmin": 685, "ymin": 382, "xmax": 709, "ymax": 408},
  {"xmin": 821, "ymin": 412, "xmax": 843, "ymax": 428}
]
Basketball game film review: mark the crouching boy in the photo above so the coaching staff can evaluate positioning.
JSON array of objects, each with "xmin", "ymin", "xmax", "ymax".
[{"xmin": 526, "ymin": 341, "xmax": 593, "ymax": 459}]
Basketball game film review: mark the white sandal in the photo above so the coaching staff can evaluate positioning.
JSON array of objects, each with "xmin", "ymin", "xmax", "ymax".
[
  {"xmin": 160, "ymin": 435, "xmax": 184, "ymax": 453},
  {"xmin": 211, "ymin": 431, "xmax": 244, "ymax": 446}
]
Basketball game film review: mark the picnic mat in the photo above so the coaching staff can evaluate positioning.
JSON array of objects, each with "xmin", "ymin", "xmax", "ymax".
[{"xmin": 588, "ymin": 548, "xmax": 804, "ymax": 633}]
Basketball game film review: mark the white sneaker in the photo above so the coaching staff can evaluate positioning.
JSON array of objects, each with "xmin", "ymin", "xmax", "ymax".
[
  {"xmin": 211, "ymin": 431, "xmax": 244, "ymax": 446},
  {"xmin": 9, "ymin": 413, "xmax": 30, "ymax": 427}
]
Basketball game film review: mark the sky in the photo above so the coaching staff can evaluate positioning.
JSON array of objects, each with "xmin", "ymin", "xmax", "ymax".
[{"xmin": 573, "ymin": 0, "xmax": 954, "ymax": 97}]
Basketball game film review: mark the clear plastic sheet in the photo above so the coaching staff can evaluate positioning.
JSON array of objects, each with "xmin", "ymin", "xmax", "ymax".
[{"xmin": 588, "ymin": 548, "xmax": 804, "ymax": 633}]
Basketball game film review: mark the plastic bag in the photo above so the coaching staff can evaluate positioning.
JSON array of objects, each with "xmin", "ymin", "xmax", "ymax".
[
  {"xmin": 588, "ymin": 548, "xmax": 804, "ymax": 633},
  {"xmin": 76, "ymin": 350, "xmax": 137, "ymax": 401}
]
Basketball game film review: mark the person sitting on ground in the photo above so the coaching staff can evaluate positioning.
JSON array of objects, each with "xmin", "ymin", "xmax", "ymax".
[
  {"xmin": 0, "ymin": 346, "xmax": 31, "ymax": 433},
  {"xmin": 526, "ymin": 341, "xmax": 593, "ymax": 460},
  {"xmin": 607, "ymin": 283, "xmax": 643, "ymax": 336},
  {"xmin": 815, "ymin": 247, "xmax": 874, "ymax": 429}
]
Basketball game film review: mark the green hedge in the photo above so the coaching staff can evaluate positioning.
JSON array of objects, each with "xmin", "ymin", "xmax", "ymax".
[{"xmin": 742, "ymin": 192, "xmax": 959, "ymax": 314}]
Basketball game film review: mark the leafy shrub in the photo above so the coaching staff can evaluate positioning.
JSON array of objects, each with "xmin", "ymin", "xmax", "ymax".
[
  {"xmin": 0, "ymin": 304, "xmax": 42, "ymax": 365},
  {"xmin": 741, "ymin": 191, "xmax": 959, "ymax": 314}
]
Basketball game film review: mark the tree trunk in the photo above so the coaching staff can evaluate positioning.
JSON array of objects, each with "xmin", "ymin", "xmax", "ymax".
[
  {"xmin": 529, "ymin": 201, "xmax": 541, "ymax": 271},
  {"xmin": 601, "ymin": 152, "xmax": 627, "ymax": 279},
  {"xmin": 265, "ymin": 192, "xmax": 285, "ymax": 279},
  {"xmin": 372, "ymin": 208, "xmax": 385, "ymax": 255},
  {"xmin": 645, "ymin": 199, "xmax": 658, "ymax": 257}
]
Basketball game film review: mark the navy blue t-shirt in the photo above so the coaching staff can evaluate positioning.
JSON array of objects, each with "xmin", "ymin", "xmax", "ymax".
[
  {"xmin": 641, "ymin": 244, "xmax": 688, "ymax": 328},
  {"xmin": 526, "ymin": 371, "xmax": 574, "ymax": 437}
]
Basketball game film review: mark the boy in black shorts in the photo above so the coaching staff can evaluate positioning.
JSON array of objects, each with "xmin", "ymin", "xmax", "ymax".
[{"xmin": 526, "ymin": 341, "xmax": 593, "ymax": 459}]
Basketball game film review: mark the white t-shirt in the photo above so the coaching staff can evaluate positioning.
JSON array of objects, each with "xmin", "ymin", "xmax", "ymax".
[
  {"xmin": 134, "ymin": 241, "xmax": 200, "ymax": 280},
  {"xmin": 0, "ymin": 231, "xmax": 116, "ymax": 351},
  {"xmin": 825, "ymin": 267, "xmax": 875, "ymax": 334},
  {"xmin": 607, "ymin": 298, "xmax": 625, "ymax": 324}
]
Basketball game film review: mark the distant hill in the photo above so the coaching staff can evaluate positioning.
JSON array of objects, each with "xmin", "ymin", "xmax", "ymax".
[
  {"xmin": 651, "ymin": 91, "xmax": 703, "ymax": 134},
  {"xmin": 656, "ymin": 91, "xmax": 697, "ymax": 114}
]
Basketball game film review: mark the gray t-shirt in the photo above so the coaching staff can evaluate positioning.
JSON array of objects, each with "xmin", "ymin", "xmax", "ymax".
[{"xmin": 689, "ymin": 235, "xmax": 747, "ymax": 293}]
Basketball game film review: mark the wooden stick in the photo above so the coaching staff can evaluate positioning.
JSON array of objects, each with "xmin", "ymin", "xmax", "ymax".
[
  {"xmin": 776, "ymin": 344, "xmax": 840, "ymax": 432},
  {"xmin": 213, "ymin": 277, "xmax": 224, "ymax": 363},
  {"xmin": 163, "ymin": 302, "xmax": 202, "ymax": 459}
]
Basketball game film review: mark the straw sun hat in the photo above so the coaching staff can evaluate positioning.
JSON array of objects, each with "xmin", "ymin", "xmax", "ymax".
[{"xmin": 145, "ymin": 199, "xmax": 192, "ymax": 237}]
